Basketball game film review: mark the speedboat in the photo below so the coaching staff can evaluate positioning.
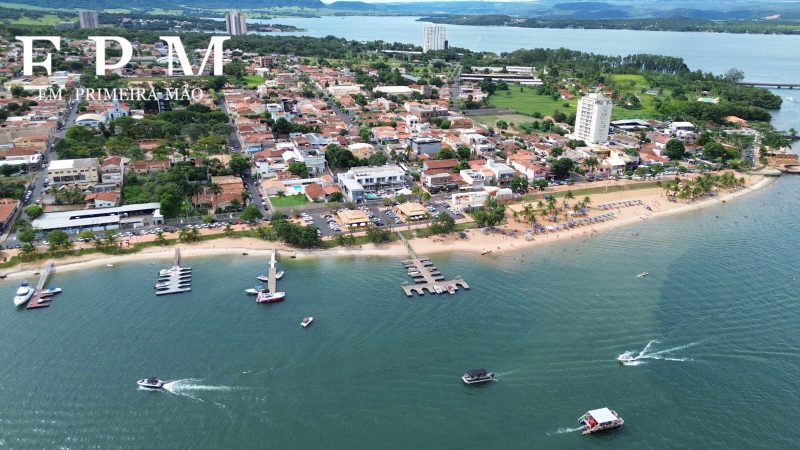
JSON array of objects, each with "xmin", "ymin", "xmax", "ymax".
[
  {"xmin": 462, "ymin": 368, "xmax": 494, "ymax": 385},
  {"xmin": 137, "ymin": 378, "xmax": 165, "ymax": 390},
  {"xmin": 256, "ymin": 291, "xmax": 285, "ymax": 303},
  {"xmin": 13, "ymin": 281, "xmax": 34, "ymax": 307},
  {"xmin": 578, "ymin": 407, "xmax": 624, "ymax": 434},
  {"xmin": 256, "ymin": 274, "xmax": 268, "ymax": 282},
  {"xmin": 433, "ymin": 285, "xmax": 443, "ymax": 294},
  {"xmin": 616, "ymin": 351, "xmax": 637, "ymax": 364},
  {"xmin": 245, "ymin": 284, "xmax": 266, "ymax": 295},
  {"xmin": 39, "ymin": 287, "xmax": 62, "ymax": 297},
  {"xmin": 301, "ymin": 316, "xmax": 313, "ymax": 327},
  {"xmin": 154, "ymin": 282, "xmax": 170, "ymax": 289},
  {"xmin": 275, "ymin": 270, "xmax": 284, "ymax": 280},
  {"xmin": 637, "ymin": 272, "xmax": 649, "ymax": 277}
]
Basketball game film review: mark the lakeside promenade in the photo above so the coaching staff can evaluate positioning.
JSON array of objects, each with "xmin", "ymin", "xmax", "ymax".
[{"xmin": 0, "ymin": 174, "xmax": 774, "ymax": 279}]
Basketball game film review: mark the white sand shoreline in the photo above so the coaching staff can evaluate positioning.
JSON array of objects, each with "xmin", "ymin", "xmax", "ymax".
[{"xmin": 0, "ymin": 175, "xmax": 776, "ymax": 280}]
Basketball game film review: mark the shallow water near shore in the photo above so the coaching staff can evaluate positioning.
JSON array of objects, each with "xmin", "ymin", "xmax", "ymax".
[{"xmin": 0, "ymin": 176, "xmax": 799, "ymax": 447}]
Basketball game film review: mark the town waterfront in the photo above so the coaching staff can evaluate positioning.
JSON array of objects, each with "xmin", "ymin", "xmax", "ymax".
[{"xmin": 1, "ymin": 174, "xmax": 799, "ymax": 448}]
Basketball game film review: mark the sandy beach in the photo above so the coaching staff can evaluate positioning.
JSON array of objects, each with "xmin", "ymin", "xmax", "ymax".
[{"xmin": 0, "ymin": 175, "xmax": 775, "ymax": 279}]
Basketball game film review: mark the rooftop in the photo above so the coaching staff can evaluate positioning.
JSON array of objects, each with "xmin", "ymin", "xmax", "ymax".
[{"xmin": 48, "ymin": 158, "xmax": 99, "ymax": 171}]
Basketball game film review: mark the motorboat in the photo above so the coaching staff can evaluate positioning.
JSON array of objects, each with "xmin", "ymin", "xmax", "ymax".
[
  {"xmin": 637, "ymin": 272, "xmax": 649, "ymax": 277},
  {"xmin": 462, "ymin": 368, "xmax": 494, "ymax": 385},
  {"xmin": 137, "ymin": 378, "xmax": 165, "ymax": 390},
  {"xmin": 433, "ymin": 285, "xmax": 443, "ymax": 294},
  {"xmin": 447, "ymin": 285, "xmax": 456, "ymax": 294},
  {"xmin": 301, "ymin": 316, "xmax": 313, "ymax": 327},
  {"xmin": 245, "ymin": 284, "xmax": 266, "ymax": 295},
  {"xmin": 578, "ymin": 408, "xmax": 624, "ymax": 434},
  {"xmin": 159, "ymin": 267, "xmax": 191, "ymax": 276},
  {"xmin": 154, "ymin": 282, "xmax": 170, "ymax": 289},
  {"xmin": 13, "ymin": 281, "xmax": 34, "ymax": 307},
  {"xmin": 256, "ymin": 274, "xmax": 268, "ymax": 282},
  {"xmin": 107, "ymin": 263, "xmax": 114, "ymax": 267},
  {"xmin": 256, "ymin": 291, "xmax": 285, "ymax": 303},
  {"xmin": 275, "ymin": 270, "xmax": 284, "ymax": 280},
  {"xmin": 39, "ymin": 287, "xmax": 62, "ymax": 297},
  {"xmin": 616, "ymin": 351, "xmax": 637, "ymax": 364}
]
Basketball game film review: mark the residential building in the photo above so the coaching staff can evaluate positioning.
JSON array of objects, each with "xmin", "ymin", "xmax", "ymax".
[
  {"xmin": 47, "ymin": 158, "xmax": 101, "ymax": 185},
  {"xmin": 411, "ymin": 137, "xmax": 441, "ymax": 156},
  {"xmin": 339, "ymin": 164, "xmax": 406, "ymax": 202},
  {"xmin": 78, "ymin": 11, "xmax": 98, "ymax": 29},
  {"xmin": 225, "ymin": 11, "xmax": 247, "ymax": 35},
  {"xmin": 575, "ymin": 92, "xmax": 613, "ymax": 144},
  {"xmin": 459, "ymin": 169, "xmax": 485, "ymax": 190},
  {"xmin": 422, "ymin": 25, "xmax": 447, "ymax": 53},
  {"xmin": 0, "ymin": 198, "xmax": 19, "ymax": 233},
  {"xmin": 485, "ymin": 159, "xmax": 514, "ymax": 186}
]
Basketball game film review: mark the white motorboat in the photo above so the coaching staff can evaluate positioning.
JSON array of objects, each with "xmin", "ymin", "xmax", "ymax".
[
  {"xmin": 616, "ymin": 351, "xmax": 637, "ymax": 364},
  {"xmin": 462, "ymin": 369, "xmax": 494, "ymax": 385},
  {"xmin": 39, "ymin": 287, "xmax": 62, "ymax": 297},
  {"xmin": 275, "ymin": 270, "xmax": 284, "ymax": 280},
  {"xmin": 256, "ymin": 274, "xmax": 268, "ymax": 282},
  {"xmin": 578, "ymin": 408, "xmax": 624, "ymax": 434},
  {"xmin": 301, "ymin": 316, "xmax": 313, "ymax": 327},
  {"xmin": 13, "ymin": 281, "xmax": 34, "ymax": 307},
  {"xmin": 154, "ymin": 282, "xmax": 170, "ymax": 289},
  {"xmin": 107, "ymin": 263, "xmax": 114, "ymax": 267},
  {"xmin": 256, "ymin": 291, "xmax": 285, "ymax": 303},
  {"xmin": 433, "ymin": 285, "xmax": 443, "ymax": 294},
  {"xmin": 447, "ymin": 285, "xmax": 456, "ymax": 294},
  {"xmin": 137, "ymin": 378, "xmax": 165, "ymax": 390},
  {"xmin": 159, "ymin": 267, "xmax": 191, "ymax": 276},
  {"xmin": 637, "ymin": 272, "xmax": 649, "ymax": 277},
  {"xmin": 245, "ymin": 285, "xmax": 266, "ymax": 295}
]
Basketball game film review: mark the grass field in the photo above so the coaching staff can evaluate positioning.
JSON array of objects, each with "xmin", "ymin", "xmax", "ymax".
[
  {"xmin": 488, "ymin": 79, "xmax": 664, "ymax": 121},
  {"xmin": 470, "ymin": 113, "xmax": 539, "ymax": 127},
  {"xmin": 241, "ymin": 75, "xmax": 265, "ymax": 88},
  {"xmin": 0, "ymin": 1, "xmax": 55, "ymax": 10},
  {"xmin": 270, "ymin": 194, "xmax": 309, "ymax": 207},
  {"xmin": 9, "ymin": 15, "xmax": 61, "ymax": 25},
  {"xmin": 488, "ymin": 88, "xmax": 577, "ymax": 119}
]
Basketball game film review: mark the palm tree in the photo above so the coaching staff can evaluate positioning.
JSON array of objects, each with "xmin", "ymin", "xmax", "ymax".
[
  {"xmin": 522, "ymin": 204, "xmax": 536, "ymax": 223},
  {"xmin": 276, "ymin": 190, "xmax": 286, "ymax": 198},
  {"xmin": 155, "ymin": 231, "xmax": 166, "ymax": 246},
  {"xmin": 241, "ymin": 190, "xmax": 251, "ymax": 205},
  {"xmin": 209, "ymin": 183, "xmax": 222, "ymax": 205},
  {"xmin": 582, "ymin": 196, "xmax": 592, "ymax": 210}
]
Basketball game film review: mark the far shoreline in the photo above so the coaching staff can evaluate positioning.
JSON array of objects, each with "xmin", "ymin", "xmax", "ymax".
[{"xmin": 0, "ymin": 175, "xmax": 777, "ymax": 280}]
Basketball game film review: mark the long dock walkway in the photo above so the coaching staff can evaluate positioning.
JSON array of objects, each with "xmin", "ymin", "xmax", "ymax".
[
  {"xmin": 27, "ymin": 262, "xmax": 54, "ymax": 309},
  {"xmin": 267, "ymin": 249, "xmax": 278, "ymax": 293}
]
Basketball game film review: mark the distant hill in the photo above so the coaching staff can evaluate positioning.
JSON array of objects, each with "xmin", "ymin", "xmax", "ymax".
[{"xmin": 1, "ymin": 0, "xmax": 326, "ymax": 10}]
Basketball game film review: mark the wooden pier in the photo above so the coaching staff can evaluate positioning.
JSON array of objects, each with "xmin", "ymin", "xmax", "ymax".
[{"xmin": 27, "ymin": 262, "xmax": 55, "ymax": 309}]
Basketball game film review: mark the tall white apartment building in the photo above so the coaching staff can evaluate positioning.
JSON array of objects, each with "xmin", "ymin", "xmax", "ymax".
[
  {"xmin": 422, "ymin": 25, "xmax": 447, "ymax": 53},
  {"xmin": 575, "ymin": 92, "xmax": 613, "ymax": 144},
  {"xmin": 78, "ymin": 11, "xmax": 98, "ymax": 29},
  {"xmin": 225, "ymin": 11, "xmax": 248, "ymax": 35}
]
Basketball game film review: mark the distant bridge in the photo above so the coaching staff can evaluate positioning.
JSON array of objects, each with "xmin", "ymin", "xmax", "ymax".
[{"xmin": 738, "ymin": 82, "xmax": 800, "ymax": 89}]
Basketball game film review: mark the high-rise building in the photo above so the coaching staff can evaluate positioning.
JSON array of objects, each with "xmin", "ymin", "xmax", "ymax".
[
  {"xmin": 575, "ymin": 92, "xmax": 613, "ymax": 144},
  {"xmin": 225, "ymin": 11, "xmax": 248, "ymax": 36},
  {"xmin": 78, "ymin": 11, "xmax": 98, "ymax": 29},
  {"xmin": 422, "ymin": 25, "xmax": 447, "ymax": 53}
]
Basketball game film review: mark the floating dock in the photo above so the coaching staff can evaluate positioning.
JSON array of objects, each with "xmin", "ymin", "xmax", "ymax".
[
  {"xmin": 400, "ymin": 258, "xmax": 469, "ymax": 297},
  {"xmin": 155, "ymin": 248, "xmax": 192, "ymax": 296},
  {"xmin": 27, "ymin": 262, "xmax": 56, "ymax": 309}
]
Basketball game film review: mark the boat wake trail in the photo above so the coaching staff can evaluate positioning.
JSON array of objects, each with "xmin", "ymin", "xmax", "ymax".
[
  {"xmin": 619, "ymin": 340, "xmax": 698, "ymax": 365},
  {"xmin": 162, "ymin": 378, "xmax": 233, "ymax": 406},
  {"xmin": 555, "ymin": 426, "xmax": 584, "ymax": 434}
]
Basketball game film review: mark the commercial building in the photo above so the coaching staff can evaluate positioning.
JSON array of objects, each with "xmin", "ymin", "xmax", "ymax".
[
  {"xmin": 339, "ymin": 164, "xmax": 406, "ymax": 202},
  {"xmin": 47, "ymin": 158, "xmax": 101, "ymax": 185},
  {"xmin": 422, "ymin": 25, "xmax": 447, "ymax": 53},
  {"xmin": 395, "ymin": 202, "xmax": 428, "ymax": 221},
  {"xmin": 575, "ymin": 93, "xmax": 613, "ymax": 144},
  {"xmin": 31, "ymin": 203, "xmax": 161, "ymax": 233},
  {"xmin": 78, "ymin": 11, "xmax": 98, "ymax": 29},
  {"xmin": 410, "ymin": 137, "xmax": 441, "ymax": 156},
  {"xmin": 225, "ymin": 10, "xmax": 248, "ymax": 35}
]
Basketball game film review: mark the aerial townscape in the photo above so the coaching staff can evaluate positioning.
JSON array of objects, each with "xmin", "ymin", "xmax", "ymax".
[{"xmin": 0, "ymin": 0, "xmax": 799, "ymax": 447}]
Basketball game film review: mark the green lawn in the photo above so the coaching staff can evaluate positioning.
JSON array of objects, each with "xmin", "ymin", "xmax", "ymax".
[
  {"xmin": 241, "ymin": 75, "xmax": 265, "ymax": 88},
  {"xmin": 270, "ymin": 194, "xmax": 309, "ymax": 207},
  {"xmin": 9, "ymin": 15, "xmax": 61, "ymax": 25},
  {"xmin": 488, "ymin": 81, "xmax": 663, "ymax": 121},
  {"xmin": 0, "ymin": 1, "xmax": 56, "ymax": 10}
]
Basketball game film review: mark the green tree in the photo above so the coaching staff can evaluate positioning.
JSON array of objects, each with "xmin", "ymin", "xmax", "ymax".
[
  {"xmin": 429, "ymin": 211, "xmax": 456, "ymax": 235},
  {"xmin": 665, "ymin": 139, "xmax": 686, "ymax": 160},
  {"xmin": 159, "ymin": 190, "xmax": 183, "ymax": 219},
  {"xmin": 229, "ymin": 153, "xmax": 251, "ymax": 175},
  {"xmin": 46, "ymin": 230, "xmax": 71, "ymax": 253},
  {"xmin": 366, "ymin": 225, "xmax": 391, "ymax": 244},
  {"xmin": 288, "ymin": 161, "xmax": 309, "ymax": 178},
  {"xmin": 78, "ymin": 230, "xmax": 95, "ymax": 241},
  {"xmin": 471, "ymin": 198, "xmax": 506, "ymax": 227},
  {"xmin": 436, "ymin": 147, "xmax": 456, "ymax": 160},
  {"xmin": 24, "ymin": 204, "xmax": 43, "ymax": 219},
  {"xmin": 533, "ymin": 179, "xmax": 549, "ymax": 191},
  {"xmin": 329, "ymin": 191, "xmax": 343, "ymax": 202},
  {"xmin": 509, "ymin": 176, "xmax": 529, "ymax": 193},
  {"xmin": 18, "ymin": 227, "xmax": 36, "ymax": 244},
  {"xmin": 552, "ymin": 157, "xmax": 575, "ymax": 179},
  {"xmin": 240, "ymin": 204, "xmax": 263, "ymax": 222}
]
